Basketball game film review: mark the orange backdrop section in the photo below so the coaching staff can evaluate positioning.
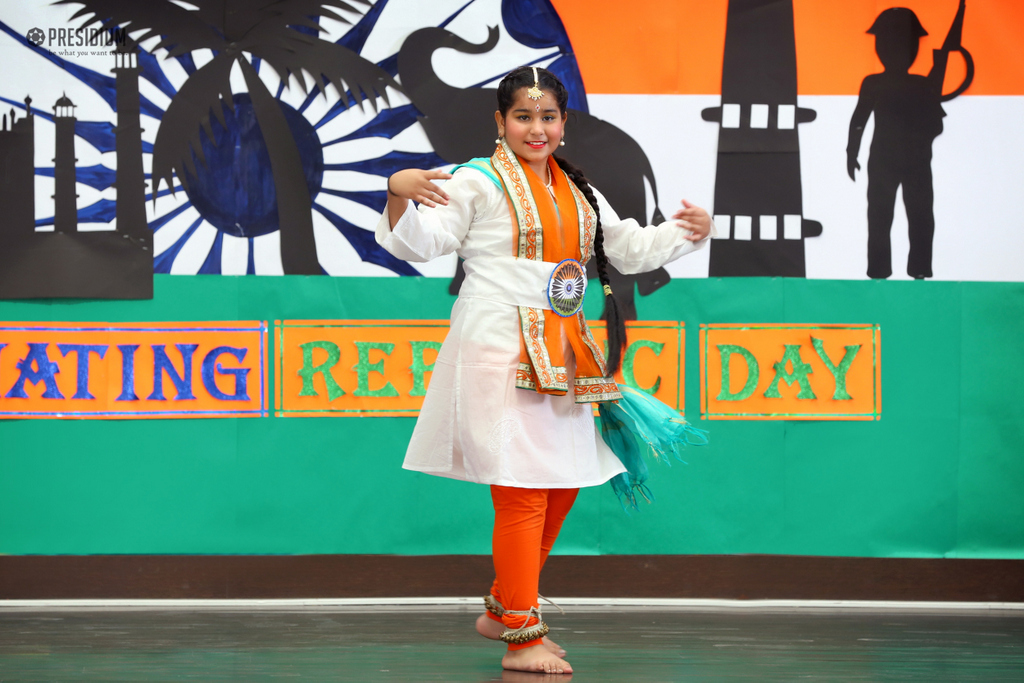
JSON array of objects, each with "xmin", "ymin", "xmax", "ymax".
[
  {"xmin": 276, "ymin": 320, "xmax": 684, "ymax": 417},
  {"xmin": 793, "ymin": 0, "xmax": 1024, "ymax": 95},
  {"xmin": 699, "ymin": 324, "xmax": 882, "ymax": 421},
  {"xmin": 0, "ymin": 322, "xmax": 268, "ymax": 419},
  {"xmin": 552, "ymin": 0, "xmax": 1024, "ymax": 95},
  {"xmin": 551, "ymin": 0, "xmax": 727, "ymax": 95}
]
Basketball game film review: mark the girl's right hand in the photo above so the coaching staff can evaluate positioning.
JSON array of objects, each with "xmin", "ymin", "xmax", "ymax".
[{"xmin": 388, "ymin": 169, "xmax": 452, "ymax": 208}]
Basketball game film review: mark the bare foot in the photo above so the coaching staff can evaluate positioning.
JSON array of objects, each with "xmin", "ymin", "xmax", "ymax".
[
  {"xmin": 475, "ymin": 612, "xmax": 567, "ymax": 657},
  {"xmin": 502, "ymin": 644, "xmax": 573, "ymax": 674}
]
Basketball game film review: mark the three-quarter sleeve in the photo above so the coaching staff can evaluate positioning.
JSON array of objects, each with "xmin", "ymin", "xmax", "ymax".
[
  {"xmin": 374, "ymin": 169, "xmax": 487, "ymax": 263},
  {"xmin": 593, "ymin": 186, "xmax": 715, "ymax": 275}
]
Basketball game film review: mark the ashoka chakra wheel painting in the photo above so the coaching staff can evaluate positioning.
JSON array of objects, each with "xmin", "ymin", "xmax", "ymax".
[{"xmin": 547, "ymin": 259, "xmax": 587, "ymax": 317}]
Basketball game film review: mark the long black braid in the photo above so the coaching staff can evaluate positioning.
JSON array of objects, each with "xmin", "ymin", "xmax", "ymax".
[
  {"xmin": 552, "ymin": 156, "xmax": 626, "ymax": 375},
  {"xmin": 497, "ymin": 66, "xmax": 627, "ymax": 375}
]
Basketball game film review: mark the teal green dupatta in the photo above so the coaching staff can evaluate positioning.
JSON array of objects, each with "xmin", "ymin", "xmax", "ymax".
[{"xmin": 598, "ymin": 386, "xmax": 709, "ymax": 511}]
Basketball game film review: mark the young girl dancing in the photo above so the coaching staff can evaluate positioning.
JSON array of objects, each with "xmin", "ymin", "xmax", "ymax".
[{"xmin": 376, "ymin": 66, "xmax": 712, "ymax": 675}]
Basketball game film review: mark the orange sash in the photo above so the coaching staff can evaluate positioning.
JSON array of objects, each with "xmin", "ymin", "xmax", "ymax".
[{"xmin": 489, "ymin": 141, "xmax": 621, "ymax": 404}]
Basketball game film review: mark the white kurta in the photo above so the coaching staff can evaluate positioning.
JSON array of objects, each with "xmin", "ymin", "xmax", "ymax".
[{"xmin": 375, "ymin": 167, "xmax": 711, "ymax": 488}]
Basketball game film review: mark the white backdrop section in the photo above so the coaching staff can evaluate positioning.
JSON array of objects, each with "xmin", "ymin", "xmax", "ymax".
[
  {"xmin": 587, "ymin": 94, "xmax": 719, "ymax": 281},
  {"xmin": 364, "ymin": 0, "xmax": 556, "ymax": 89},
  {"xmin": 802, "ymin": 95, "xmax": 1024, "ymax": 282},
  {"xmin": 591, "ymin": 94, "xmax": 1024, "ymax": 282}
]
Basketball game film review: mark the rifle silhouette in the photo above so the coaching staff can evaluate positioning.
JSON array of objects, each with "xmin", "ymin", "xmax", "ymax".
[{"xmin": 932, "ymin": 0, "xmax": 974, "ymax": 101}]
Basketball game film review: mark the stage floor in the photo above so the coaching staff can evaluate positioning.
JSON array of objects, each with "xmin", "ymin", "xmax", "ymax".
[{"xmin": 1, "ymin": 606, "xmax": 1022, "ymax": 681}]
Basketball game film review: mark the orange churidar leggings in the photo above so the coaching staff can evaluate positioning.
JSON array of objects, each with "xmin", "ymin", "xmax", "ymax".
[{"xmin": 487, "ymin": 484, "xmax": 579, "ymax": 651}]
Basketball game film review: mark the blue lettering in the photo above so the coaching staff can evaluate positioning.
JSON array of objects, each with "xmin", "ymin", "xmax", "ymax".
[
  {"xmin": 116, "ymin": 344, "xmax": 139, "ymax": 401},
  {"xmin": 6, "ymin": 343, "xmax": 64, "ymax": 399},
  {"xmin": 57, "ymin": 344, "xmax": 108, "ymax": 400},
  {"xmin": 148, "ymin": 344, "xmax": 198, "ymax": 401},
  {"xmin": 201, "ymin": 346, "xmax": 250, "ymax": 401}
]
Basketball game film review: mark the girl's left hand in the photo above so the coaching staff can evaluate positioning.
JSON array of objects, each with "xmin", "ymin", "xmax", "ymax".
[{"xmin": 672, "ymin": 200, "xmax": 712, "ymax": 241}]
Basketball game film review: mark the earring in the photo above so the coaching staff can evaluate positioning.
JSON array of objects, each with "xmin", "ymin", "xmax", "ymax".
[
  {"xmin": 559, "ymin": 138, "xmax": 565, "ymax": 146},
  {"xmin": 495, "ymin": 135, "xmax": 504, "ymax": 144}
]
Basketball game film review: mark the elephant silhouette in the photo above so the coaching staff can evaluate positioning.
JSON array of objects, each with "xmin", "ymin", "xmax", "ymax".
[{"xmin": 398, "ymin": 26, "xmax": 671, "ymax": 320}]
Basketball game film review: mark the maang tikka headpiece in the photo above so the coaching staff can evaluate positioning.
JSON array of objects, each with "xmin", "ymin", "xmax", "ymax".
[{"xmin": 526, "ymin": 66, "xmax": 543, "ymax": 101}]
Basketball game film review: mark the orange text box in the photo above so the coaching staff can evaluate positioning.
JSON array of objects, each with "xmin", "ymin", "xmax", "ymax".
[
  {"xmin": 700, "ymin": 324, "xmax": 881, "ymax": 421},
  {"xmin": 277, "ymin": 320, "xmax": 683, "ymax": 417},
  {"xmin": 588, "ymin": 321, "xmax": 684, "ymax": 412},
  {"xmin": 0, "ymin": 322, "xmax": 268, "ymax": 419},
  {"xmin": 277, "ymin": 320, "xmax": 449, "ymax": 417}
]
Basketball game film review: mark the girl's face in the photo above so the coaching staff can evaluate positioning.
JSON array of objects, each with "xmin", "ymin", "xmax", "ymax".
[{"xmin": 495, "ymin": 87, "xmax": 566, "ymax": 174}]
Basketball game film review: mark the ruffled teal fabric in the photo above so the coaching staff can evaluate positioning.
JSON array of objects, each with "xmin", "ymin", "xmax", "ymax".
[{"xmin": 597, "ymin": 385, "xmax": 709, "ymax": 511}]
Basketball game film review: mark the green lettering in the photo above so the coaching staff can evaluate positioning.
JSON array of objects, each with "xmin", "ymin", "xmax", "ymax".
[
  {"xmin": 409, "ymin": 341, "xmax": 442, "ymax": 397},
  {"xmin": 764, "ymin": 345, "xmax": 816, "ymax": 399},
  {"xmin": 811, "ymin": 337, "xmax": 860, "ymax": 400},
  {"xmin": 353, "ymin": 341, "xmax": 399, "ymax": 398},
  {"xmin": 622, "ymin": 339, "xmax": 664, "ymax": 395},
  {"xmin": 297, "ymin": 341, "xmax": 345, "ymax": 401},
  {"xmin": 716, "ymin": 344, "xmax": 759, "ymax": 401}
]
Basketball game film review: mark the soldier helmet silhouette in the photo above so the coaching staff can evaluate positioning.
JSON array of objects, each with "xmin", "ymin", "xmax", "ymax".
[
  {"xmin": 868, "ymin": 8, "xmax": 928, "ymax": 37},
  {"xmin": 867, "ymin": 8, "xmax": 928, "ymax": 70}
]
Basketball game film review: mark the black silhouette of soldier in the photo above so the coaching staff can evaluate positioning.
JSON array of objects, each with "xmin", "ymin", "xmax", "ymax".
[{"xmin": 847, "ymin": 3, "xmax": 973, "ymax": 279}]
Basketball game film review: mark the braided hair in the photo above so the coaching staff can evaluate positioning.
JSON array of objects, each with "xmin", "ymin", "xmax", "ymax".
[{"xmin": 496, "ymin": 67, "xmax": 627, "ymax": 374}]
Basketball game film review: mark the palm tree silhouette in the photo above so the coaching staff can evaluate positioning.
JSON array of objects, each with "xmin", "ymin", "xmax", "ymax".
[{"xmin": 57, "ymin": 0, "xmax": 398, "ymax": 274}]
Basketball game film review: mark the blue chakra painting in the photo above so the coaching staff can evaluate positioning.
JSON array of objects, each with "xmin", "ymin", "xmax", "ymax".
[{"xmin": 0, "ymin": 0, "xmax": 597, "ymax": 295}]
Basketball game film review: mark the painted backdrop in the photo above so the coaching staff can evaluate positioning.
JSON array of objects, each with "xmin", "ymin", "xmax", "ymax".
[
  {"xmin": 0, "ymin": 0, "xmax": 1022, "ymax": 561},
  {"xmin": 1, "ymin": 0, "xmax": 1022, "ymax": 295}
]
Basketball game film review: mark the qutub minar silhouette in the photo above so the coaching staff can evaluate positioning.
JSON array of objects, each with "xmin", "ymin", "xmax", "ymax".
[{"xmin": 0, "ymin": 39, "xmax": 152, "ymax": 299}]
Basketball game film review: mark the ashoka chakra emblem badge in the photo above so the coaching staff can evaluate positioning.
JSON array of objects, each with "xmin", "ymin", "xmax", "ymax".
[{"xmin": 547, "ymin": 259, "xmax": 587, "ymax": 317}]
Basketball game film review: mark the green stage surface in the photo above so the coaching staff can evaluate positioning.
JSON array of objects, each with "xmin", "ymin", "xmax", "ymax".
[{"xmin": 1, "ymin": 275, "xmax": 1021, "ymax": 558}]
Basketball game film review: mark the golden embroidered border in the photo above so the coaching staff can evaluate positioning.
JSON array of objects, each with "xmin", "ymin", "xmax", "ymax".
[
  {"xmin": 573, "ymin": 376, "xmax": 622, "ymax": 403},
  {"xmin": 526, "ymin": 307, "xmax": 551, "ymax": 387},
  {"xmin": 515, "ymin": 362, "xmax": 537, "ymax": 390},
  {"xmin": 492, "ymin": 143, "xmax": 539, "ymax": 260},
  {"xmin": 565, "ymin": 176, "xmax": 595, "ymax": 264},
  {"xmin": 490, "ymin": 152, "xmax": 524, "ymax": 257},
  {"xmin": 517, "ymin": 358, "xmax": 569, "ymax": 392},
  {"xmin": 516, "ymin": 305, "xmax": 565, "ymax": 392}
]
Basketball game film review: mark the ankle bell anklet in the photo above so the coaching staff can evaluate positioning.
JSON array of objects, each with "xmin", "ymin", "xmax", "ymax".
[
  {"xmin": 484, "ymin": 594, "xmax": 505, "ymax": 618},
  {"xmin": 499, "ymin": 606, "xmax": 550, "ymax": 645}
]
